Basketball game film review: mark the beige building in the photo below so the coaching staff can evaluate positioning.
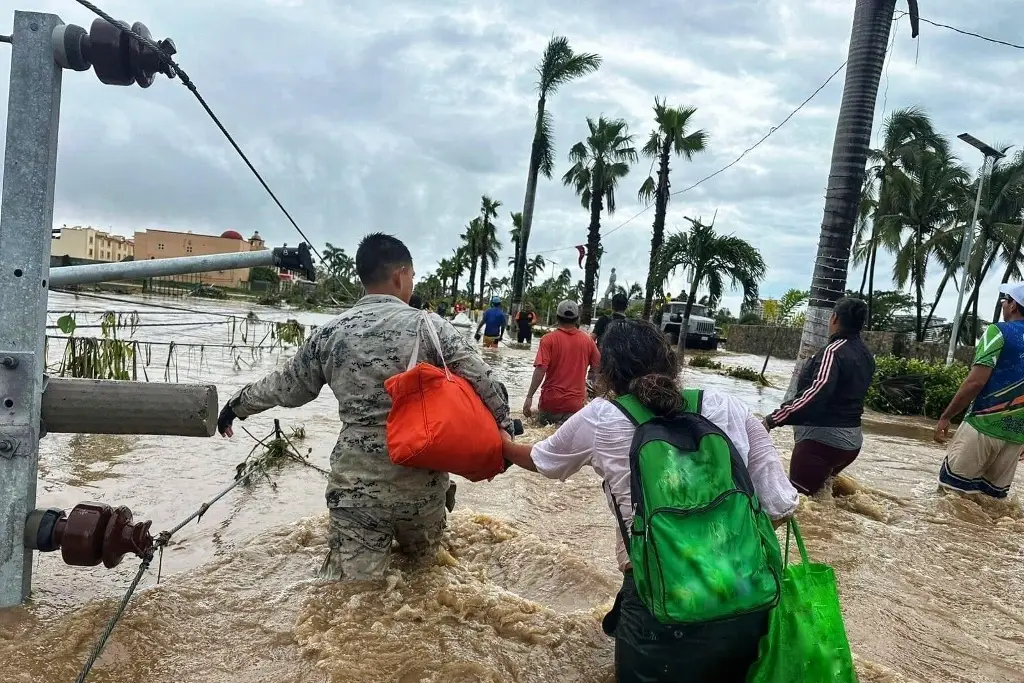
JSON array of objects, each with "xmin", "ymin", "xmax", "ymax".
[
  {"xmin": 133, "ymin": 228, "xmax": 267, "ymax": 288},
  {"xmin": 51, "ymin": 225, "xmax": 134, "ymax": 262}
]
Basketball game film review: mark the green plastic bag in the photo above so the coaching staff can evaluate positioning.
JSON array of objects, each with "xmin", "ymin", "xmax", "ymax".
[{"xmin": 746, "ymin": 519, "xmax": 857, "ymax": 683}]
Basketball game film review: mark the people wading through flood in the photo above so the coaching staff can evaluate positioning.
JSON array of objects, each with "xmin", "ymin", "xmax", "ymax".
[
  {"xmin": 515, "ymin": 303, "xmax": 538, "ymax": 346},
  {"xmin": 501, "ymin": 319, "xmax": 797, "ymax": 682},
  {"xmin": 523, "ymin": 300, "xmax": 601, "ymax": 426},
  {"xmin": 935, "ymin": 282, "xmax": 1024, "ymax": 498},
  {"xmin": 764, "ymin": 297, "xmax": 875, "ymax": 495},
  {"xmin": 592, "ymin": 291, "xmax": 629, "ymax": 346},
  {"xmin": 216, "ymin": 233, "xmax": 511, "ymax": 580},
  {"xmin": 475, "ymin": 296, "xmax": 507, "ymax": 349}
]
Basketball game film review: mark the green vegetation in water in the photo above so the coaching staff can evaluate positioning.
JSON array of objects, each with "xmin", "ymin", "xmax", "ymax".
[
  {"xmin": 56, "ymin": 311, "xmax": 144, "ymax": 380},
  {"xmin": 724, "ymin": 365, "xmax": 762, "ymax": 382},
  {"xmin": 689, "ymin": 355, "xmax": 723, "ymax": 370},
  {"xmin": 275, "ymin": 319, "xmax": 306, "ymax": 346},
  {"xmin": 236, "ymin": 421, "xmax": 326, "ymax": 489},
  {"xmin": 688, "ymin": 356, "xmax": 765, "ymax": 384},
  {"xmin": 867, "ymin": 356, "xmax": 969, "ymax": 420}
]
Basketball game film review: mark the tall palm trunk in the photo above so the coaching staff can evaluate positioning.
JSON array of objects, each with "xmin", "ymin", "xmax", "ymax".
[
  {"xmin": 858, "ymin": 249, "xmax": 870, "ymax": 294},
  {"xmin": 790, "ymin": 0, "xmax": 897, "ymax": 394},
  {"xmin": 479, "ymin": 259, "xmax": 489, "ymax": 309},
  {"xmin": 512, "ymin": 96, "xmax": 547, "ymax": 314},
  {"xmin": 923, "ymin": 269, "xmax": 951, "ymax": 340},
  {"xmin": 450, "ymin": 272, "xmax": 461, "ymax": 302},
  {"xmin": 466, "ymin": 246, "xmax": 478, "ymax": 305},
  {"xmin": 643, "ymin": 141, "xmax": 673, "ymax": 320},
  {"xmin": 994, "ymin": 220, "xmax": 1024, "ymax": 323},
  {"xmin": 914, "ymin": 225, "xmax": 924, "ymax": 341},
  {"xmin": 962, "ymin": 245, "xmax": 1000, "ymax": 328},
  {"xmin": 678, "ymin": 272, "xmax": 701, "ymax": 362},
  {"xmin": 866, "ymin": 238, "xmax": 879, "ymax": 328},
  {"xmin": 581, "ymin": 192, "xmax": 603, "ymax": 324}
]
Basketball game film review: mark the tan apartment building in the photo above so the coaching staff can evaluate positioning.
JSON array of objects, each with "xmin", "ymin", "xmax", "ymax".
[
  {"xmin": 51, "ymin": 225, "xmax": 134, "ymax": 262},
  {"xmin": 133, "ymin": 228, "xmax": 266, "ymax": 288}
]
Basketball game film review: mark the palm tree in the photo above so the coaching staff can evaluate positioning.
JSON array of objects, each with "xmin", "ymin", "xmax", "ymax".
[
  {"xmin": 637, "ymin": 99, "xmax": 709, "ymax": 320},
  {"xmin": 790, "ymin": 0, "xmax": 919, "ymax": 390},
  {"xmin": 477, "ymin": 196, "xmax": 502, "ymax": 308},
  {"xmin": 461, "ymin": 218, "xmax": 483, "ymax": 305},
  {"xmin": 661, "ymin": 216, "xmax": 765, "ymax": 355},
  {"xmin": 994, "ymin": 213, "xmax": 1024, "ymax": 325},
  {"xmin": 954, "ymin": 150, "xmax": 1024, "ymax": 337},
  {"xmin": 436, "ymin": 257, "xmax": 453, "ymax": 294},
  {"xmin": 887, "ymin": 149, "xmax": 969, "ymax": 340},
  {"xmin": 525, "ymin": 254, "xmax": 547, "ymax": 290},
  {"xmin": 563, "ymin": 116, "xmax": 638, "ymax": 324},
  {"xmin": 511, "ymin": 37, "xmax": 602, "ymax": 314},
  {"xmin": 859, "ymin": 106, "xmax": 944, "ymax": 327},
  {"xmin": 509, "ymin": 211, "xmax": 523, "ymax": 280},
  {"xmin": 449, "ymin": 246, "xmax": 469, "ymax": 302}
]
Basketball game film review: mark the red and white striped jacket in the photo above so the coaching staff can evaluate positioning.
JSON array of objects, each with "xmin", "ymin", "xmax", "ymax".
[{"xmin": 766, "ymin": 332, "xmax": 875, "ymax": 429}]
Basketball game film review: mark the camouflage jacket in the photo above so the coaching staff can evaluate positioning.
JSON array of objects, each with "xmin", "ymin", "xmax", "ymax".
[{"xmin": 229, "ymin": 294, "xmax": 511, "ymax": 508}]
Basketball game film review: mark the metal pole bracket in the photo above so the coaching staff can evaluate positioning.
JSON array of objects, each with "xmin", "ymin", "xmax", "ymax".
[{"xmin": 0, "ymin": 351, "xmax": 38, "ymax": 424}]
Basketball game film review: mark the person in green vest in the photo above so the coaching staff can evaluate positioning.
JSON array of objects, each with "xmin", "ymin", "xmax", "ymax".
[
  {"xmin": 935, "ymin": 282, "xmax": 1024, "ymax": 498},
  {"xmin": 500, "ymin": 319, "xmax": 797, "ymax": 682}
]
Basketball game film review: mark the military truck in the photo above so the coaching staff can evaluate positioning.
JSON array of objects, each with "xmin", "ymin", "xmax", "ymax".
[{"xmin": 660, "ymin": 301, "xmax": 719, "ymax": 350}]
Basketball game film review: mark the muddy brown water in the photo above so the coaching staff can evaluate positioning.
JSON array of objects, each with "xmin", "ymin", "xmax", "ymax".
[{"xmin": 1, "ymin": 293, "xmax": 1022, "ymax": 682}]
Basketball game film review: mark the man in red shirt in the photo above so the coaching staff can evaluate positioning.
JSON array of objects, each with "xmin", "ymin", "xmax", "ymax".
[{"xmin": 523, "ymin": 300, "xmax": 600, "ymax": 425}]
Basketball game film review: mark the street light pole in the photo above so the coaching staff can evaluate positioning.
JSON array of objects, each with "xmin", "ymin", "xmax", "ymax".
[{"xmin": 946, "ymin": 133, "xmax": 1005, "ymax": 365}]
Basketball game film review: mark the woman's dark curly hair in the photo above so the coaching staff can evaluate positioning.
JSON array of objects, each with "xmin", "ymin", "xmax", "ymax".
[{"xmin": 598, "ymin": 319, "xmax": 683, "ymax": 417}]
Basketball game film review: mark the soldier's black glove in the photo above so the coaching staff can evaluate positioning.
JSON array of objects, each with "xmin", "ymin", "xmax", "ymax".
[{"xmin": 217, "ymin": 401, "xmax": 243, "ymax": 437}]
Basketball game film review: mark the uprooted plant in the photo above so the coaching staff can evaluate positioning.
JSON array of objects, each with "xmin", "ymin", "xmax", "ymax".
[{"xmin": 236, "ymin": 419, "xmax": 325, "ymax": 490}]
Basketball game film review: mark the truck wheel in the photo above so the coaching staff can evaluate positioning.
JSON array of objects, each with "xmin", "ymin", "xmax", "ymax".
[{"xmin": 709, "ymin": 340, "xmax": 719, "ymax": 351}]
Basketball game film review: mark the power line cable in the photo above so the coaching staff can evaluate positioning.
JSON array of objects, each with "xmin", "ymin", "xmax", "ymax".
[
  {"xmin": 895, "ymin": 11, "xmax": 1024, "ymax": 50},
  {"xmin": 72, "ymin": 0, "xmax": 324, "ymax": 262},
  {"xmin": 531, "ymin": 60, "xmax": 848, "ymax": 255}
]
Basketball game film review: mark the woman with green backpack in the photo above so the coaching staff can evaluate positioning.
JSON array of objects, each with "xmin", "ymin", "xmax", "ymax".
[{"xmin": 501, "ymin": 319, "xmax": 799, "ymax": 682}]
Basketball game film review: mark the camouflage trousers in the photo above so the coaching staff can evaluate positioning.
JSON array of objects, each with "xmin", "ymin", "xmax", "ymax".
[{"xmin": 318, "ymin": 498, "xmax": 447, "ymax": 581}]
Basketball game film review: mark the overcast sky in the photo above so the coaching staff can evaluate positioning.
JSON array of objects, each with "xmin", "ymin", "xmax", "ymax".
[{"xmin": 1, "ymin": 0, "xmax": 1022, "ymax": 319}]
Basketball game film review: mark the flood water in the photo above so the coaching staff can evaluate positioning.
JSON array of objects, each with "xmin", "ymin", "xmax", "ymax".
[{"xmin": 1, "ymin": 292, "xmax": 1022, "ymax": 682}]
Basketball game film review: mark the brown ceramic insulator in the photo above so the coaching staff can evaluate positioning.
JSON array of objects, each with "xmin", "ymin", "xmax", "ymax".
[
  {"xmin": 101, "ymin": 506, "xmax": 154, "ymax": 569},
  {"xmin": 59, "ymin": 502, "xmax": 113, "ymax": 566}
]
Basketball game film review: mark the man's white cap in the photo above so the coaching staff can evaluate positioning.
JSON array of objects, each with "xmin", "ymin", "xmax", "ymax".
[{"xmin": 999, "ymin": 282, "xmax": 1024, "ymax": 306}]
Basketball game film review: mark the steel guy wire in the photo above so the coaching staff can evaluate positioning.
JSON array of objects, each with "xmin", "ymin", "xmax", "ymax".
[
  {"xmin": 72, "ymin": 421, "xmax": 326, "ymax": 682},
  {"xmin": 72, "ymin": 0, "xmax": 324, "ymax": 263}
]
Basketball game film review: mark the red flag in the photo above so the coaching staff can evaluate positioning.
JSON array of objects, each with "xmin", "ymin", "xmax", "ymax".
[{"xmin": 576, "ymin": 245, "xmax": 586, "ymax": 268}]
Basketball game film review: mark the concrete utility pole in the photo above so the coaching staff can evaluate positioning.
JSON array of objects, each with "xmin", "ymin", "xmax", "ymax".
[{"xmin": 0, "ymin": 10, "xmax": 315, "ymax": 609}]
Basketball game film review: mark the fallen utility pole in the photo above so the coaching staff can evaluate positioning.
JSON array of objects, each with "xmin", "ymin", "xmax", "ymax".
[
  {"xmin": 0, "ymin": 9, "xmax": 314, "ymax": 609},
  {"xmin": 49, "ymin": 243, "xmax": 315, "ymax": 287}
]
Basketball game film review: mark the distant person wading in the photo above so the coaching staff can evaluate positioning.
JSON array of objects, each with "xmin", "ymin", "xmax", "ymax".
[
  {"xmin": 515, "ymin": 304, "xmax": 538, "ymax": 346},
  {"xmin": 523, "ymin": 300, "xmax": 600, "ymax": 426},
  {"xmin": 475, "ymin": 296, "xmax": 507, "ymax": 348},
  {"xmin": 592, "ymin": 292, "xmax": 629, "ymax": 346}
]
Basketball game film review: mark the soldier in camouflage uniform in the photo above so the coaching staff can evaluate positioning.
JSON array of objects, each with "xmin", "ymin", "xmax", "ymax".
[{"xmin": 217, "ymin": 233, "xmax": 511, "ymax": 580}]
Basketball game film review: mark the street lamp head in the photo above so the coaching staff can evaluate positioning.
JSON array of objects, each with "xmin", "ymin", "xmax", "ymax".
[{"xmin": 957, "ymin": 133, "xmax": 1005, "ymax": 160}]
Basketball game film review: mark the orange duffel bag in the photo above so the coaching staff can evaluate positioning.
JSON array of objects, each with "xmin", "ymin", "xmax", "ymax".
[{"xmin": 384, "ymin": 312, "xmax": 504, "ymax": 482}]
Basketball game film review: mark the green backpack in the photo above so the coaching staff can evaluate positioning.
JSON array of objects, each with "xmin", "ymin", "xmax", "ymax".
[{"xmin": 611, "ymin": 388, "xmax": 783, "ymax": 624}]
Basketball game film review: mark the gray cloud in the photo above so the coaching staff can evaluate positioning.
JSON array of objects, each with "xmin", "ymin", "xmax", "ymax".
[{"xmin": 1, "ymin": 0, "xmax": 1022, "ymax": 318}]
